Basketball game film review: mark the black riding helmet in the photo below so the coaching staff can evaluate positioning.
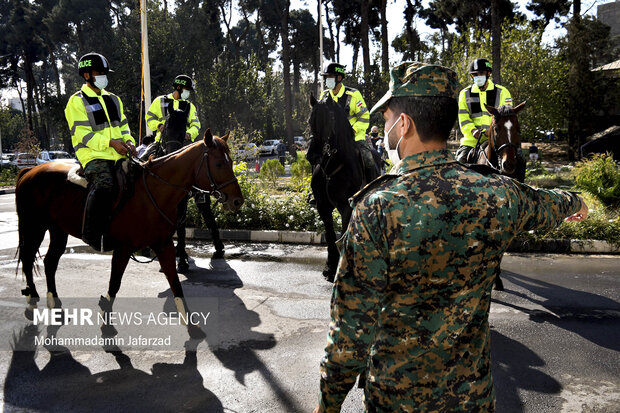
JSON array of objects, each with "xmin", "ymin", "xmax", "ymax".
[
  {"xmin": 78, "ymin": 52, "xmax": 113, "ymax": 75},
  {"xmin": 172, "ymin": 75, "xmax": 194, "ymax": 90},
  {"xmin": 468, "ymin": 58, "xmax": 492, "ymax": 74},
  {"xmin": 322, "ymin": 63, "xmax": 346, "ymax": 78}
]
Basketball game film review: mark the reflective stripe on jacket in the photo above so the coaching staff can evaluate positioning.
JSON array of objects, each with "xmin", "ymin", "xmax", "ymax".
[
  {"xmin": 458, "ymin": 80, "xmax": 512, "ymax": 148},
  {"xmin": 145, "ymin": 93, "xmax": 200, "ymax": 142},
  {"xmin": 64, "ymin": 84, "xmax": 134, "ymax": 167},
  {"xmin": 320, "ymin": 84, "xmax": 370, "ymax": 142}
]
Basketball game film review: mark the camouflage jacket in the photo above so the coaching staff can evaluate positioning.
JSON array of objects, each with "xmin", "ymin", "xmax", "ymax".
[{"xmin": 318, "ymin": 149, "xmax": 581, "ymax": 412}]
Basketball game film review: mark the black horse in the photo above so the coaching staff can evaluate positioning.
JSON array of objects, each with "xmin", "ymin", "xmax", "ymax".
[
  {"xmin": 145, "ymin": 106, "xmax": 225, "ymax": 271},
  {"xmin": 308, "ymin": 95, "xmax": 378, "ymax": 282}
]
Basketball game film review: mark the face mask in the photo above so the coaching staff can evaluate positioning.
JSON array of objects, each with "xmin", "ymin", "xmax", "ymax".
[
  {"xmin": 93, "ymin": 75, "xmax": 108, "ymax": 90},
  {"xmin": 473, "ymin": 75, "xmax": 487, "ymax": 87},
  {"xmin": 384, "ymin": 117, "xmax": 403, "ymax": 166},
  {"xmin": 325, "ymin": 77, "xmax": 336, "ymax": 90},
  {"xmin": 181, "ymin": 89, "xmax": 190, "ymax": 100}
]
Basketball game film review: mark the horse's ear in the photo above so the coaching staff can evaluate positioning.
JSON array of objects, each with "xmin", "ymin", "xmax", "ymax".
[
  {"xmin": 513, "ymin": 101, "xmax": 527, "ymax": 114},
  {"xmin": 310, "ymin": 94, "xmax": 317, "ymax": 107},
  {"xmin": 222, "ymin": 131, "xmax": 230, "ymax": 142},
  {"xmin": 203, "ymin": 128, "xmax": 214, "ymax": 147},
  {"xmin": 485, "ymin": 104, "xmax": 499, "ymax": 117}
]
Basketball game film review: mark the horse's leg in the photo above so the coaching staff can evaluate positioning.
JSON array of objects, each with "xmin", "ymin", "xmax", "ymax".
[
  {"xmin": 197, "ymin": 196, "xmax": 224, "ymax": 259},
  {"xmin": 153, "ymin": 240, "xmax": 206, "ymax": 339},
  {"xmin": 317, "ymin": 199, "xmax": 339, "ymax": 282},
  {"xmin": 99, "ymin": 247, "xmax": 132, "ymax": 337},
  {"xmin": 43, "ymin": 225, "xmax": 68, "ymax": 309},
  {"xmin": 176, "ymin": 195, "xmax": 190, "ymax": 272},
  {"xmin": 19, "ymin": 223, "xmax": 47, "ymax": 320}
]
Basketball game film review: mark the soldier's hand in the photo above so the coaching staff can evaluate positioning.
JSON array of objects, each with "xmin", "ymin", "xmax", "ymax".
[
  {"xmin": 565, "ymin": 197, "xmax": 588, "ymax": 222},
  {"xmin": 472, "ymin": 129, "xmax": 482, "ymax": 139},
  {"xmin": 312, "ymin": 404, "xmax": 322, "ymax": 413},
  {"xmin": 185, "ymin": 133, "xmax": 191, "ymax": 141},
  {"xmin": 158, "ymin": 124, "xmax": 164, "ymax": 132},
  {"xmin": 110, "ymin": 139, "xmax": 129, "ymax": 156}
]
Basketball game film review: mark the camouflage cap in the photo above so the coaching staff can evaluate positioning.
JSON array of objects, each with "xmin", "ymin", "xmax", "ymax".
[{"xmin": 369, "ymin": 62, "xmax": 459, "ymax": 114}]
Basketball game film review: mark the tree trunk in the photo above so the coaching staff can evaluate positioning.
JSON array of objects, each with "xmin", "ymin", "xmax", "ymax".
[
  {"xmin": 335, "ymin": 22, "xmax": 342, "ymax": 62},
  {"xmin": 567, "ymin": 0, "xmax": 583, "ymax": 161},
  {"xmin": 381, "ymin": 0, "xmax": 389, "ymax": 73},
  {"xmin": 360, "ymin": 0, "xmax": 370, "ymax": 77},
  {"xmin": 323, "ymin": 0, "xmax": 336, "ymax": 60},
  {"xmin": 491, "ymin": 0, "xmax": 502, "ymax": 84},
  {"xmin": 352, "ymin": 39, "xmax": 359, "ymax": 73},
  {"xmin": 278, "ymin": 0, "xmax": 294, "ymax": 149}
]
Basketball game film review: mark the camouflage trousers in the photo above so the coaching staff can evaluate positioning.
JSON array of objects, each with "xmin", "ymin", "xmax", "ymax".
[{"xmin": 84, "ymin": 159, "xmax": 116, "ymax": 192}]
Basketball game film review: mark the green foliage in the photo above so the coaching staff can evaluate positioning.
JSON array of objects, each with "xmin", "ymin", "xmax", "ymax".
[
  {"xmin": 259, "ymin": 158, "xmax": 284, "ymax": 186},
  {"xmin": 574, "ymin": 154, "xmax": 620, "ymax": 208},
  {"xmin": 290, "ymin": 156, "xmax": 312, "ymax": 191},
  {"xmin": 0, "ymin": 165, "xmax": 19, "ymax": 186}
]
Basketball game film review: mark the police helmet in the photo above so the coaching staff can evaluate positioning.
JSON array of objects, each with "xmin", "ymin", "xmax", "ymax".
[
  {"xmin": 322, "ymin": 63, "xmax": 346, "ymax": 78},
  {"xmin": 173, "ymin": 75, "xmax": 194, "ymax": 90},
  {"xmin": 468, "ymin": 58, "xmax": 492, "ymax": 74},
  {"xmin": 78, "ymin": 53, "xmax": 112, "ymax": 76}
]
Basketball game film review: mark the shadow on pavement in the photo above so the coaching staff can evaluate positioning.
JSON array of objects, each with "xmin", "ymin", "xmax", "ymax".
[
  {"xmin": 494, "ymin": 270, "xmax": 620, "ymax": 352},
  {"xmin": 158, "ymin": 257, "xmax": 302, "ymax": 412},
  {"xmin": 3, "ymin": 325, "xmax": 223, "ymax": 412},
  {"xmin": 491, "ymin": 329, "xmax": 561, "ymax": 413}
]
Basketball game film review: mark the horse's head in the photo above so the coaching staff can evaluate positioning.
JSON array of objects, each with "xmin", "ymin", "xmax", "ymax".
[
  {"xmin": 309, "ymin": 94, "xmax": 336, "ymax": 150},
  {"xmin": 196, "ymin": 129, "xmax": 244, "ymax": 211},
  {"xmin": 486, "ymin": 101, "xmax": 526, "ymax": 175}
]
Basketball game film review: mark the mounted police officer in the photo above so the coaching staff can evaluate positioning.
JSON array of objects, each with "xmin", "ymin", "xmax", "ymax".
[
  {"xmin": 319, "ymin": 63, "xmax": 376, "ymax": 181},
  {"xmin": 456, "ymin": 58, "xmax": 513, "ymax": 163},
  {"xmin": 146, "ymin": 75, "xmax": 201, "ymax": 145},
  {"xmin": 314, "ymin": 61, "xmax": 587, "ymax": 413},
  {"xmin": 64, "ymin": 52, "xmax": 137, "ymax": 252}
]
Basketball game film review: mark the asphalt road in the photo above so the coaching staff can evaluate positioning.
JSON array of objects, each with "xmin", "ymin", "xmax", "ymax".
[{"xmin": 0, "ymin": 193, "xmax": 618, "ymax": 412}]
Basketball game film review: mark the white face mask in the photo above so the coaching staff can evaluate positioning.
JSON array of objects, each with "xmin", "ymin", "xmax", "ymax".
[
  {"xmin": 473, "ymin": 75, "xmax": 487, "ymax": 87},
  {"xmin": 181, "ymin": 89, "xmax": 190, "ymax": 100},
  {"xmin": 384, "ymin": 117, "xmax": 403, "ymax": 166},
  {"xmin": 325, "ymin": 77, "xmax": 336, "ymax": 90},
  {"xmin": 93, "ymin": 75, "xmax": 108, "ymax": 90}
]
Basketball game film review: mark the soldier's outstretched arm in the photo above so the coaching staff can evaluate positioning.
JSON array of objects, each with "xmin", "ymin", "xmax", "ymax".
[{"xmin": 318, "ymin": 199, "xmax": 388, "ymax": 412}]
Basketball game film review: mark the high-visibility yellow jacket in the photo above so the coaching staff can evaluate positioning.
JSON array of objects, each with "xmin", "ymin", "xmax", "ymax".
[
  {"xmin": 146, "ymin": 93, "xmax": 200, "ymax": 142},
  {"xmin": 64, "ymin": 84, "xmax": 134, "ymax": 167},
  {"xmin": 458, "ymin": 80, "xmax": 512, "ymax": 148},
  {"xmin": 320, "ymin": 84, "xmax": 370, "ymax": 142}
]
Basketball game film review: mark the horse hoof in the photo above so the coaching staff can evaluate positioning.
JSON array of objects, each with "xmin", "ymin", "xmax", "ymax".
[
  {"xmin": 24, "ymin": 308, "xmax": 34, "ymax": 321},
  {"xmin": 177, "ymin": 259, "xmax": 190, "ymax": 273},
  {"xmin": 494, "ymin": 279, "xmax": 505, "ymax": 291},
  {"xmin": 188, "ymin": 325, "xmax": 206, "ymax": 339},
  {"xmin": 322, "ymin": 267, "xmax": 336, "ymax": 283},
  {"xmin": 101, "ymin": 325, "xmax": 118, "ymax": 338},
  {"xmin": 212, "ymin": 250, "xmax": 225, "ymax": 260}
]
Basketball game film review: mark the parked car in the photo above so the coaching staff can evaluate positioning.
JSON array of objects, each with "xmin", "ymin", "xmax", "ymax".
[
  {"xmin": 36, "ymin": 150, "xmax": 75, "ymax": 165},
  {"xmin": 1, "ymin": 153, "xmax": 14, "ymax": 167},
  {"xmin": 294, "ymin": 136, "xmax": 307, "ymax": 150},
  {"xmin": 13, "ymin": 152, "xmax": 37, "ymax": 169},
  {"xmin": 259, "ymin": 139, "xmax": 280, "ymax": 155},
  {"xmin": 234, "ymin": 143, "xmax": 260, "ymax": 161}
]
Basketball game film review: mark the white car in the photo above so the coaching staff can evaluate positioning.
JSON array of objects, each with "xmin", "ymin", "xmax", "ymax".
[
  {"xmin": 259, "ymin": 140, "xmax": 280, "ymax": 155},
  {"xmin": 1, "ymin": 153, "xmax": 14, "ymax": 167},
  {"xmin": 13, "ymin": 152, "xmax": 37, "ymax": 169},
  {"xmin": 234, "ymin": 143, "xmax": 260, "ymax": 161},
  {"xmin": 36, "ymin": 150, "xmax": 76, "ymax": 165}
]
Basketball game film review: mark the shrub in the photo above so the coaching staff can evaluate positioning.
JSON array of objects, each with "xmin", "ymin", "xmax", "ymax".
[
  {"xmin": 290, "ymin": 157, "xmax": 312, "ymax": 191},
  {"xmin": 0, "ymin": 165, "xmax": 19, "ymax": 186},
  {"xmin": 574, "ymin": 153, "xmax": 620, "ymax": 208},
  {"xmin": 259, "ymin": 158, "xmax": 284, "ymax": 186}
]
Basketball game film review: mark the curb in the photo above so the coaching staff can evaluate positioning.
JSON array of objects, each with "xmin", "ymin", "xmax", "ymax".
[
  {"xmin": 0, "ymin": 188, "xmax": 15, "ymax": 195},
  {"xmin": 185, "ymin": 228, "xmax": 620, "ymax": 254}
]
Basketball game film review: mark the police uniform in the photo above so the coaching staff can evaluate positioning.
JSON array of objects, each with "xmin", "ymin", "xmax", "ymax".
[
  {"xmin": 145, "ymin": 93, "xmax": 200, "ymax": 143},
  {"xmin": 456, "ymin": 59, "xmax": 513, "ymax": 163},
  {"xmin": 64, "ymin": 53, "xmax": 134, "ymax": 251},
  {"xmin": 317, "ymin": 63, "xmax": 582, "ymax": 412}
]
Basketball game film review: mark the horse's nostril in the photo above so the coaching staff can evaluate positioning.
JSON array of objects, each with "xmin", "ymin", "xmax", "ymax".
[{"xmin": 233, "ymin": 198, "xmax": 244, "ymax": 207}]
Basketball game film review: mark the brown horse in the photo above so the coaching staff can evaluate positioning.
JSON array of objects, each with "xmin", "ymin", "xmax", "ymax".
[
  {"xmin": 15, "ymin": 129, "xmax": 243, "ymax": 338},
  {"xmin": 477, "ymin": 102, "xmax": 527, "ymax": 183}
]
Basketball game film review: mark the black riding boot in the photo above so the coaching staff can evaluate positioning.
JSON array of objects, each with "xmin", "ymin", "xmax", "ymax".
[{"xmin": 82, "ymin": 188, "xmax": 112, "ymax": 252}]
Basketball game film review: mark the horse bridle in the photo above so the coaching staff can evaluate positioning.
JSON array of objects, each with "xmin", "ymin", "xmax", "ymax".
[
  {"xmin": 481, "ymin": 114, "xmax": 519, "ymax": 167},
  {"xmin": 136, "ymin": 143, "xmax": 238, "ymax": 226}
]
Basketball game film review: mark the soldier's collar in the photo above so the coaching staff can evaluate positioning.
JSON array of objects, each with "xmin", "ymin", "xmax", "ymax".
[
  {"xmin": 397, "ymin": 149, "xmax": 456, "ymax": 175},
  {"xmin": 330, "ymin": 83, "xmax": 346, "ymax": 99},
  {"xmin": 81, "ymin": 84, "xmax": 109, "ymax": 97}
]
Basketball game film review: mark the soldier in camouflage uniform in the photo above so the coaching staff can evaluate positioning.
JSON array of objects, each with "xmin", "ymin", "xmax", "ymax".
[{"xmin": 313, "ymin": 62, "xmax": 588, "ymax": 413}]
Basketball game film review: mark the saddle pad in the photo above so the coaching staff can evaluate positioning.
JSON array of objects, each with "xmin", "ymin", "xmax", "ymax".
[{"xmin": 67, "ymin": 164, "xmax": 88, "ymax": 188}]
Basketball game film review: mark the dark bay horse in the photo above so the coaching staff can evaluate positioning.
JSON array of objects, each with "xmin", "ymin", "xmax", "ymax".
[
  {"xmin": 477, "ymin": 102, "xmax": 527, "ymax": 183},
  {"xmin": 15, "ymin": 130, "xmax": 243, "ymax": 338},
  {"xmin": 476, "ymin": 102, "xmax": 526, "ymax": 290},
  {"xmin": 308, "ymin": 95, "xmax": 378, "ymax": 282}
]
